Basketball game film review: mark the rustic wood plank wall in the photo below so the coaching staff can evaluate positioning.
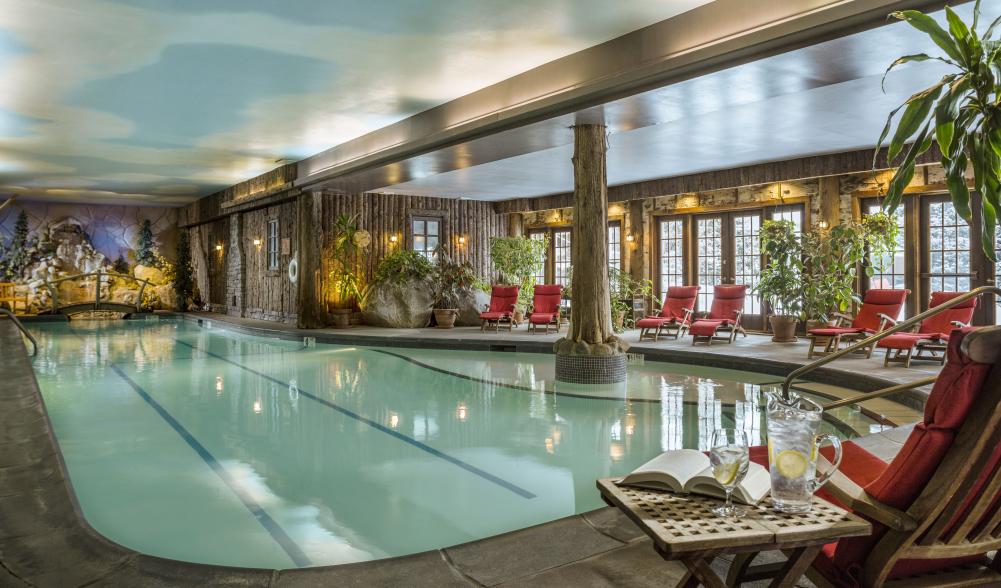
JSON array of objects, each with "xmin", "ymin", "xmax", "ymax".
[
  {"xmin": 319, "ymin": 192, "xmax": 509, "ymax": 289},
  {"xmin": 242, "ymin": 202, "xmax": 298, "ymax": 321}
]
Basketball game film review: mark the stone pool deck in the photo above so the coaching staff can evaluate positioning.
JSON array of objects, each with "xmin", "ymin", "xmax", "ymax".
[{"xmin": 0, "ymin": 316, "xmax": 917, "ymax": 587}]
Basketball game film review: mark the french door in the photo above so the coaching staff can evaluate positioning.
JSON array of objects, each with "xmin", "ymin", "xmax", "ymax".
[{"xmin": 695, "ymin": 211, "xmax": 764, "ymax": 331}]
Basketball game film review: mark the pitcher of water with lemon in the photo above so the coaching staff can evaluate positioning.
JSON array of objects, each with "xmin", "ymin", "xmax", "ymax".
[{"xmin": 766, "ymin": 393, "xmax": 843, "ymax": 513}]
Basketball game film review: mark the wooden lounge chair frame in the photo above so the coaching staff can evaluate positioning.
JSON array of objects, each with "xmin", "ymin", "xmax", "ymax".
[
  {"xmin": 690, "ymin": 309, "xmax": 745, "ymax": 345},
  {"xmin": 638, "ymin": 307, "xmax": 694, "ymax": 342},
  {"xmin": 733, "ymin": 327, "xmax": 1001, "ymax": 588},
  {"xmin": 807, "ymin": 311, "xmax": 895, "ymax": 359},
  {"xmin": 0, "ymin": 282, "xmax": 28, "ymax": 314}
]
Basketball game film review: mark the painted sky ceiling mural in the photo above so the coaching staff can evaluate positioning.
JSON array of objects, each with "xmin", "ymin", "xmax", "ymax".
[{"xmin": 0, "ymin": 0, "xmax": 708, "ymax": 206}]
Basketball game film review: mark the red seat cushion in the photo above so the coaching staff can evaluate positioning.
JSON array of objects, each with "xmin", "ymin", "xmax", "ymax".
[
  {"xmin": 706, "ymin": 284, "xmax": 746, "ymax": 321},
  {"xmin": 486, "ymin": 285, "xmax": 519, "ymax": 313},
  {"xmin": 852, "ymin": 289, "xmax": 908, "ymax": 331},
  {"xmin": 528, "ymin": 313, "xmax": 555, "ymax": 324},
  {"xmin": 636, "ymin": 317, "xmax": 677, "ymax": 328},
  {"xmin": 531, "ymin": 285, "xmax": 562, "ymax": 315},
  {"xmin": 877, "ymin": 333, "xmax": 925, "ymax": 350},
  {"xmin": 808, "ymin": 327, "xmax": 865, "ymax": 337},
  {"xmin": 479, "ymin": 311, "xmax": 508, "ymax": 320},
  {"xmin": 657, "ymin": 286, "xmax": 699, "ymax": 321},
  {"xmin": 689, "ymin": 319, "xmax": 733, "ymax": 337}
]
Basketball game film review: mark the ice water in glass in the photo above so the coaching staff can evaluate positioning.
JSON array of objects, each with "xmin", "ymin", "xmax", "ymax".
[
  {"xmin": 766, "ymin": 393, "xmax": 842, "ymax": 513},
  {"xmin": 710, "ymin": 429, "xmax": 749, "ymax": 518}
]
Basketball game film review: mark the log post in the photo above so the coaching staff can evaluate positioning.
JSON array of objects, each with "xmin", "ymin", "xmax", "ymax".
[
  {"xmin": 296, "ymin": 191, "xmax": 325, "ymax": 329},
  {"xmin": 818, "ymin": 176, "xmax": 841, "ymax": 228},
  {"xmin": 554, "ymin": 124, "xmax": 628, "ymax": 384}
]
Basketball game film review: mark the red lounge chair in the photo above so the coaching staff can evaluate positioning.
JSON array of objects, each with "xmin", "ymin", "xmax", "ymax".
[
  {"xmin": 479, "ymin": 285, "xmax": 519, "ymax": 332},
  {"xmin": 878, "ymin": 291, "xmax": 978, "ymax": 367},
  {"xmin": 806, "ymin": 289, "xmax": 909, "ymax": 359},
  {"xmin": 636, "ymin": 286, "xmax": 699, "ymax": 342},
  {"xmin": 689, "ymin": 285, "xmax": 747, "ymax": 345},
  {"xmin": 735, "ymin": 327, "xmax": 1001, "ymax": 588},
  {"xmin": 527, "ymin": 284, "xmax": 562, "ymax": 334}
]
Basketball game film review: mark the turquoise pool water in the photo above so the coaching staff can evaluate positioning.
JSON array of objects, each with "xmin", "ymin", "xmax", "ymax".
[{"xmin": 29, "ymin": 319, "xmax": 881, "ymax": 569}]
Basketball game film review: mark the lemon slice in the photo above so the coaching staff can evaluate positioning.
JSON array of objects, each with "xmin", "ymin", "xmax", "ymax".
[
  {"xmin": 775, "ymin": 450, "xmax": 809, "ymax": 479},
  {"xmin": 713, "ymin": 461, "xmax": 740, "ymax": 485}
]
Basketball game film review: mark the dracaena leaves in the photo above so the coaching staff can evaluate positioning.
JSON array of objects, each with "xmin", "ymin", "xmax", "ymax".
[{"xmin": 881, "ymin": 7, "xmax": 1001, "ymax": 262}]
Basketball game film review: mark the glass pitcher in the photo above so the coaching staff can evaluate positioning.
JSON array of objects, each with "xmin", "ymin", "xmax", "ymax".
[{"xmin": 765, "ymin": 392, "xmax": 843, "ymax": 513}]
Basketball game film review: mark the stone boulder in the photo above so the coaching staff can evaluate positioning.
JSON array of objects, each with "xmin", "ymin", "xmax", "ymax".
[
  {"xmin": 361, "ymin": 279, "xmax": 434, "ymax": 328},
  {"xmin": 134, "ymin": 264, "xmax": 165, "ymax": 285},
  {"xmin": 455, "ymin": 288, "xmax": 491, "ymax": 326},
  {"xmin": 154, "ymin": 284, "xmax": 176, "ymax": 310}
]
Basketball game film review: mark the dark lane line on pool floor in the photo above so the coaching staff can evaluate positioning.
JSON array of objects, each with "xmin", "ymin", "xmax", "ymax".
[
  {"xmin": 108, "ymin": 364, "xmax": 312, "ymax": 568},
  {"xmin": 174, "ymin": 340, "xmax": 537, "ymax": 500}
]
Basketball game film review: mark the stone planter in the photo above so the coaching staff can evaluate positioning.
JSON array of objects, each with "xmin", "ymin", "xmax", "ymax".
[
  {"xmin": 433, "ymin": 308, "xmax": 458, "ymax": 329},
  {"xmin": 769, "ymin": 315, "xmax": 799, "ymax": 342},
  {"xmin": 330, "ymin": 308, "xmax": 352, "ymax": 329}
]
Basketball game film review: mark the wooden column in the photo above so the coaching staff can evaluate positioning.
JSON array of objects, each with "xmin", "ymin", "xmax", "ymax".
[
  {"xmin": 508, "ymin": 212, "xmax": 524, "ymax": 237},
  {"xmin": 555, "ymin": 124, "xmax": 626, "ymax": 356},
  {"xmin": 627, "ymin": 199, "xmax": 645, "ymax": 284},
  {"xmin": 296, "ymin": 192, "xmax": 325, "ymax": 329},
  {"xmin": 818, "ymin": 176, "xmax": 841, "ymax": 228}
]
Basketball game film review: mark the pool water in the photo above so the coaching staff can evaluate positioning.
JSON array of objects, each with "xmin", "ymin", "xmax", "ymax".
[{"xmin": 29, "ymin": 319, "xmax": 882, "ymax": 569}]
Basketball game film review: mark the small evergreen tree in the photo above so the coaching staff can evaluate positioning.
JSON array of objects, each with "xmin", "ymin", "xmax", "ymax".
[
  {"xmin": 136, "ymin": 219, "xmax": 156, "ymax": 266},
  {"xmin": 173, "ymin": 230, "xmax": 194, "ymax": 311},
  {"xmin": 8, "ymin": 210, "xmax": 31, "ymax": 280},
  {"xmin": 112, "ymin": 254, "xmax": 130, "ymax": 274}
]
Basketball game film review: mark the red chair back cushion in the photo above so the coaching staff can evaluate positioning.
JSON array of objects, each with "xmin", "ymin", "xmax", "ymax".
[
  {"xmin": 918, "ymin": 291, "xmax": 977, "ymax": 336},
  {"xmin": 708, "ymin": 285, "xmax": 746, "ymax": 320},
  {"xmin": 488, "ymin": 285, "xmax": 520, "ymax": 313},
  {"xmin": 532, "ymin": 285, "xmax": 562, "ymax": 314},
  {"xmin": 827, "ymin": 328, "xmax": 995, "ymax": 583},
  {"xmin": 852, "ymin": 289, "xmax": 908, "ymax": 331},
  {"xmin": 660, "ymin": 286, "xmax": 699, "ymax": 320}
]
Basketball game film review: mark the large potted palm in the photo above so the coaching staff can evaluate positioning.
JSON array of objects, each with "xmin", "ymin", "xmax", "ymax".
[
  {"xmin": 327, "ymin": 214, "xmax": 369, "ymax": 328},
  {"xmin": 755, "ymin": 220, "xmax": 804, "ymax": 342},
  {"xmin": 489, "ymin": 235, "xmax": 549, "ymax": 323}
]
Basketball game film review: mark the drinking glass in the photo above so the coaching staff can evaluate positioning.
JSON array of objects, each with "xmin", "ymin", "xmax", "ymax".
[{"xmin": 709, "ymin": 428, "xmax": 750, "ymax": 518}]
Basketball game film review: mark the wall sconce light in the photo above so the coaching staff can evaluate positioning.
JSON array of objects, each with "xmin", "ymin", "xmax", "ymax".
[
  {"xmin": 817, "ymin": 220, "xmax": 830, "ymax": 230},
  {"xmin": 252, "ymin": 238, "xmax": 261, "ymax": 246},
  {"xmin": 458, "ymin": 236, "xmax": 466, "ymax": 245},
  {"xmin": 625, "ymin": 233, "xmax": 635, "ymax": 243},
  {"xmin": 389, "ymin": 234, "xmax": 398, "ymax": 243},
  {"xmin": 215, "ymin": 244, "xmax": 223, "ymax": 251}
]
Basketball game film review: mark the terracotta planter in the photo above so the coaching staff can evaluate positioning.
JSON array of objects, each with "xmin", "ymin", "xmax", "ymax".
[
  {"xmin": 769, "ymin": 315, "xmax": 799, "ymax": 342},
  {"xmin": 513, "ymin": 309, "xmax": 525, "ymax": 325},
  {"xmin": 330, "ymin": 308, "xmax": 352, "ymax": 329},
  {"xmin": 433, "ymin": 308, "xmax": 458, "ymax": 329}
]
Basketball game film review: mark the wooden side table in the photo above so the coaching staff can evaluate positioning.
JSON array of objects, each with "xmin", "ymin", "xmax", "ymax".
[{"xmin": 597, "ymin": 478, "xmax": 871, "ymax": 587}]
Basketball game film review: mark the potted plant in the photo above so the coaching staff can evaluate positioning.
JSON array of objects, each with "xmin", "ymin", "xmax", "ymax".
[
  {"xmin": 327, "ymin": 214, "xmax": 369, "ymax": 328},
  {"xmin": 608, "ymin": 267, "xmax": 654, "ymax": 332},
  {"xmin": 755, "ymin": 220, "xmax": 804, "ymax": 342},
  {"xmin": 489, "ymin": 235, "xmax": 549, "ymax": 321},
  {"xmin": 430, "ymin": 246, "xmax": 476, "ymax": 329},
  {"xmin": 800, "ymin": 213, "xmax": 899, "ymax": 329}
]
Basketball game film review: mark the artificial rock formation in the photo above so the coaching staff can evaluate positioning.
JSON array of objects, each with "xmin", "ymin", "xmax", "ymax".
[{"xmin": 361, "ymin": 278, "xmax": 435, "ymax": 328}]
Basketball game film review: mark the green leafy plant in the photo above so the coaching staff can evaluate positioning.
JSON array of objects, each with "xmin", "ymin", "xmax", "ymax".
[
  {"xmin": 877, "ymin": 1, "xmax": 1001, "ymax": 260},
  {"xmin": 373, "ymin": 249, "xmax": 434, "ymax": 284},
  {"xmin": 136, "ymin": 219, "xmax": 157, "ymax": 266},
  {"xmin": 800, "ymin": 214, "xmax": 900, "ymax": 321},
  {"xmin": 754, "ymin": 220, "xmax": 804, "ymax": 319},
  {"xmin": 327, "ymin": 214, "xmax": 369, "ymax": 308},
  {"xmin": 608, "ymin": 267, "xmax": 654, "ymax": 330},
  {"xmin": 489, "ymin": 235, "xmax": 548, "ymax": 310},
  {"xmin": 431, "ymin": 245, "xmax": 476, "ymax": 310},
  {"xmin": 173, "ymin": 230, "xmax": 194, "ymax": 311}
]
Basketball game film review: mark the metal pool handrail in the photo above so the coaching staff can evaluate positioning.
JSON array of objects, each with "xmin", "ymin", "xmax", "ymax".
[
  {"xmin": 821, "ymin": 375, "xmax": 938, "ymax": 411},
  {"xmin": 1, "ymin": 308, "xmax": 37, "ymax": 356},
  {"xmin": 782, "ymin": 286, "xmax": 1001, "ymax": 399}
]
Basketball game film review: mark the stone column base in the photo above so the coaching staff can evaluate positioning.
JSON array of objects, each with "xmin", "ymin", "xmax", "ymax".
[{"xmin": 555, "ymin": 353, "xmax": 627, "ymax": 384}]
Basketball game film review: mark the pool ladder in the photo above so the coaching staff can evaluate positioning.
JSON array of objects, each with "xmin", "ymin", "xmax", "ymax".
[
  {"xmin": 783, "ymin": 286, "xmax": 1001, "ymax": 410},
  {"xmin": 1, "ymin": 308, "xmax": 37, "ymax": 356}
]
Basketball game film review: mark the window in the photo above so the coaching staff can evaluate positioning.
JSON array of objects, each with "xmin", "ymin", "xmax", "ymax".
[
  {"xmin": 267, "ymin": 219, "xmax": 279, "ymax": 270},
  {"xmin": 658, "ymin": 218, "xmax": 685, "ymax": 299},
  {"xmin": 769, "ymin": 205, "xmax": 804, "ymax": 235},
  {"xmin": 607, "ymin": 222, "xmax": 622, "ymax": 272},
  {"xmin": 554, "ymin": 228, "xmax": 572, "ymax": 287},
  {"xmin": 865, "ymin": 201, "xmax": 906, "ymax": 291},
  {"xmin": 696, "ymin": 216, "xmax": 723, "ymax": 312},
  {"xmin": 412, "ymin": 217, "xmax": 440, "ymax": 259},
  {"xmin": 732, "ymin": 214, "xmax": 762, "ymax": 315},
  {"xmin": 926, "ymin": 200, "xmax": 972, "ymax": 293},
  {"xmin": 529, "ymin": 231, "xmax": 547, "ymax": 285}
]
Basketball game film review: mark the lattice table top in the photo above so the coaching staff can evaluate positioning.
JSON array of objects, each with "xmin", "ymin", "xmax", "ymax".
[{"xmin": 597, "ymin": 478, "xmax": 871, "ymax": 557}]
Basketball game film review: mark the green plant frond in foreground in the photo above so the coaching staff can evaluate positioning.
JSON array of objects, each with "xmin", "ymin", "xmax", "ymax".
[{"xmin": 880, "ymin": 2, "xmax": 1001, "ymax": 261}]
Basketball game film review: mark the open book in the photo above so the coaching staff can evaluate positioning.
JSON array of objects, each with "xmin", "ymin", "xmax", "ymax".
[{"xmin": 618, "ymin": 449, "xmax": 770, "ymax": 505}]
